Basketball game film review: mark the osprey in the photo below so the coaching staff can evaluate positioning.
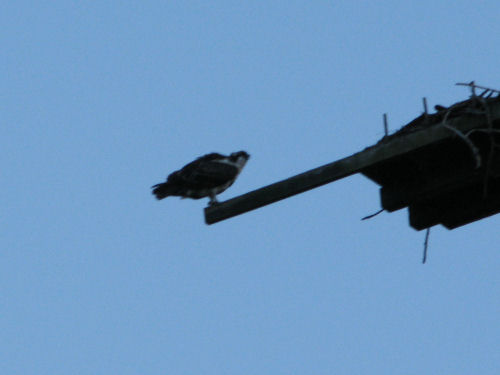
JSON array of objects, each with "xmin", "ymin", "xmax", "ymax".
[{"xmin": 151, "ymin": 151, "xmax": 250, "ymax": 205}]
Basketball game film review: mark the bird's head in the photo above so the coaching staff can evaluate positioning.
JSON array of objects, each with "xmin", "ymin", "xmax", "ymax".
[{"xmin": 229, "ymin": 150, "xmax": 250, "ymax": 167}]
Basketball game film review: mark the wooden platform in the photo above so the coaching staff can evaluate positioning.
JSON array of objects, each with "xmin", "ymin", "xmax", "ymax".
[{"xmin": 205, "ymin": 97, "xmax": 500, "ymax": 230}]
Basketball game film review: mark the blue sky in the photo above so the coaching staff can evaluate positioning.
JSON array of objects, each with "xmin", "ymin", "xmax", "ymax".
[{"xmin": 2, "ymin": 1, "xmax": 499, "ymax": 374}]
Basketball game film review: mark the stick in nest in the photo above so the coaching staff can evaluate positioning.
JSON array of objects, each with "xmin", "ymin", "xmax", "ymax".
[
  {"xmin": 439, "ymin": 102, "xmax": 482, "ymax": 169},
  {"xmin": 422, "ymin": 228, "xmax": 431, "ymax": 264},
  {"xmin": 361, "ymin": 208, "xmax": 384, "ymax": 221}
]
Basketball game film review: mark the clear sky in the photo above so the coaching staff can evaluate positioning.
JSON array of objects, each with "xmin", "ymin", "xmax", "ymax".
[{"xmin": 2, "ymin": 1, "xmax": 499, "ymax": 374}]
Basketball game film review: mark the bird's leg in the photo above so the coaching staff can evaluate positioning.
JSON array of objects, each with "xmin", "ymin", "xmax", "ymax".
[{"xmin": 208, "ymin": 193, "xmax": 219, "ymax": 206}]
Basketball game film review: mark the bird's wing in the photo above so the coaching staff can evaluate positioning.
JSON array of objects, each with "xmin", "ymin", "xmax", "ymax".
[{"xmin": 168, "ymin": 159, "xmax": 239, "ymax": 189}]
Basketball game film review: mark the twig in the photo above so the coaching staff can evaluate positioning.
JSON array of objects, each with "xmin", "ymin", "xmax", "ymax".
[
  {"xmin": 423, "ymin": 97, "xmax": 429, "ymax": 123},
  {"xmin": 361, "ymin": 208, "xmax": 384, "ymax": 220},
  {"xmin": 456, "ymin": 81, "xmax": 500, "ymax": 94},
  {"xmin": 453, "ymin": 84, "xmax": 499, "ymax": 196},
  {"xmin": 438, "ymin": 99, "xmax": 483, "ymax": 169},
  {"xmin": 383, "ymin": 113, "xmax": 388, "ymax": 136},
  {"xmin": 465, "ymin": 128, "xmax": 500, "ymax": 137},
  {"xmin": 476, "ymin": 96, "xmax": 495, "ymax": 197},
  {"xmin": 422, "ymin": 228, "xmax": 431, "ymax": 264},
  {"xmin": 479, "ymin": 88, "xmax": 490, "ymax": 97},
  {"xmin": 440, "ymin": 122, "xmax": 482, "ymax": 168}
]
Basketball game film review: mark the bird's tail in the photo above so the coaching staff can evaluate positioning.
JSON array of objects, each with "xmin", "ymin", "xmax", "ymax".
[{"xmin": 151, "ymin": 182, "xmax": 176, "ymax": 200}]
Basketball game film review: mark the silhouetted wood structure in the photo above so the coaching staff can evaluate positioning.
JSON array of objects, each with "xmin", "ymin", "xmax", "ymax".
[{"xmin": 205, "ymin": 91, "xmax": 500, "ymax": 230}]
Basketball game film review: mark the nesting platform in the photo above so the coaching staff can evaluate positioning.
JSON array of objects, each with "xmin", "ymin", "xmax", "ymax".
[
  {"xmin": 205, "ymin": 95, "xmax": 500, "ymax": 230},
  {"xmin": 362, "ymin": 96, "xmax": 500, "ymax": 230}
]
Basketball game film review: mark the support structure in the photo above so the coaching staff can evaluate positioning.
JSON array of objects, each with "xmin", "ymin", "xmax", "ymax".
[{"xmin": 205, "ymin": 96, "xmax": 500, "ymax": 229}]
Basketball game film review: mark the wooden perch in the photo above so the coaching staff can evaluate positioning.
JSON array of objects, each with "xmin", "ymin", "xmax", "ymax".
[{"xmin": 205, "ymin": 100, "xmax": 500, "ymax": 224}]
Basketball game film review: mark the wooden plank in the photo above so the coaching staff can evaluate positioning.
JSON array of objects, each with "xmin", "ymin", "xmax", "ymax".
[
  {"xmin": 409, "ymin": 202, "xmax": 444, "ymax": 230},
  {"xmin": 205, "ymin": 152, "xmax": 367, "ymax": 224},
  {"xmin": 440, "ymin": 180, "xmax": 500, "ymax": 229},
  {"xmin": 380, "ymin": 169, "xmax": 481, "ymax": 212},
  {"xmin": 205, "ymin": 101, "xmax": 500, "ymax": 224}
]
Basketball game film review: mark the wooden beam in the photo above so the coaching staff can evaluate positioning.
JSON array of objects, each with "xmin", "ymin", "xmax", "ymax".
[
  {"xmin": 205, "ymin": 151, "xmax": 366, "ymax": 224},
  {"xmin": 205, "ymin": 101, "xmax": 500, "ymax": 224}
]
